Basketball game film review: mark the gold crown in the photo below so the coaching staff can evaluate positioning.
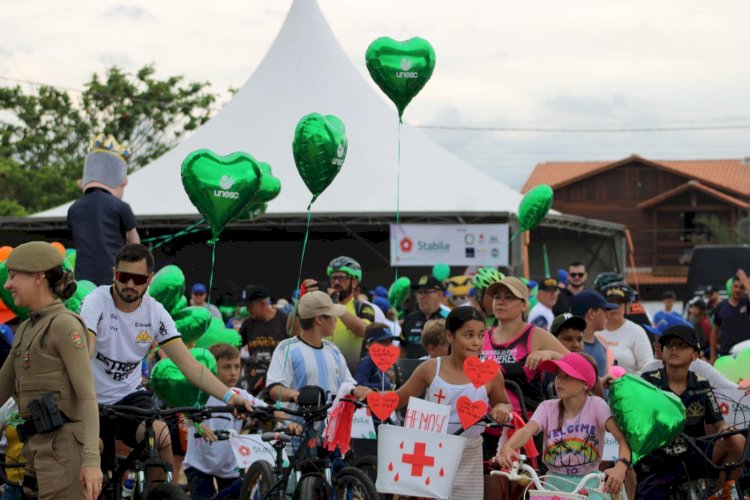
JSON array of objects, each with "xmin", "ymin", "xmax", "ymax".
[{"xmin": 88, "ymin": 134, "xmax": 131, "ymax": 162}]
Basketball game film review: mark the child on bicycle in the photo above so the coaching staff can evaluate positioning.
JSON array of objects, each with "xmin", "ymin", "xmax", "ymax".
[
  {"xmin": 636, "ymin": 324, "xmax": 746, "ymax": 499},
  {"xmin": 353, "ymin": 323, "xmax": 397, "ymax": 390},
  {"xmin": 182, "ymin": 343, "xmax": 267, "ymax": 500},
  {"xmin": 498, "ymin": 352, "xmax": 630, "ymax": 498},
  {"xmin": 393, "ymin": 306, "xmax": 513, "ymax": 500}
]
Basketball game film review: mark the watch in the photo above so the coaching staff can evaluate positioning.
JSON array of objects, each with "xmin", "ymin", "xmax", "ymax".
[{"xmin": 617, "ymin": 457, "xmax": 633, "ymax": 470}]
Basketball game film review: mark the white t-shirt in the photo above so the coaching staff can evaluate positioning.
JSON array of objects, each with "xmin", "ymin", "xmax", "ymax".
[
  {"xmin": 183, "ymin": 389, "xmax": 266, "ymax": 478},
  {"xmin": 80, "ymin": 286, "xmax": 182, "ymax": 404},
  {"xmin": 528, "ymin": 302, "xmax": 554, "ymax": 331},
  {"xmin": 595, "ymin": 319, "xmax": 654, "ymax": 373}
]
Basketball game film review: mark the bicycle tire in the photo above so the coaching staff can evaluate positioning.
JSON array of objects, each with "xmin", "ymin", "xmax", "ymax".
[
  {"xmin": 297, "ymin": 474, "xmax": 328, "ymax": 500},
  {"xmin": 349, "ymin": 455, "xmax": 378, "ymax": 487},
  {"xmin": 239, "ymin": 460, "xmax": 277, "ymax": 500},
  {"xmin": 333, "ymin": 466, "xmax": 379, "ymax": 500},
  {"xmin": 145, "ymin": 482, "xmax": 189, "ymax": 500}
]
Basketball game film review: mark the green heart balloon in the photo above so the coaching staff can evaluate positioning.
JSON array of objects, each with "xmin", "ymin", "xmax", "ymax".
[
  {"xmin": 148, "ymin": 265, "xmax": 185, "ymax": 314},
  {"xmin": 150, "ymin": 347, "xmax": 217, "ymax": 407},
  {"xmin": 388, "ymin": 277, "xmax": 411, "ymax": 308},
  {"xmin": 195, "ymin": 326, "xmax": 242, "ymax": 349},
  {"xmin": 238, "ymin": 202, "xmax": 268, "ymax": 221},
  {"xmin": 518, "ymin": 184, "xmax": 554, "ymax": 232},
  {"xmin": 0, "ymin": 261, "xmax": 29, "ymax": 320},
  {"xmin": 172, "ymin": 306, "xmax": 213, "ymax": 344},
  {"xmin": 293, "ymin": 113, "xmax": 347, "ymax": 202},
  {"xmin": 65, "ymin": 249, "xmax": 77, "ymax": 271},
  {"xmin": 170, "ymin": 295, "xmax": 188, "ymax": 317},
  {"xmin": 609, "ymin": 374, "xmax": 685, "ymax": 463},
  {"xmin": 181, "ymin": 149, "xmax": 261, "ymax": 238},
  {"xmin": 254, "ymin": 162, "xmax": 282, "ymax": 203},
  {"xmin": 365, "ymin": 37, "xmax": 436, "ymax": 119},
  {"xmin": 64, "ymin": 280, "xmax": 96, "ymax": 314}
]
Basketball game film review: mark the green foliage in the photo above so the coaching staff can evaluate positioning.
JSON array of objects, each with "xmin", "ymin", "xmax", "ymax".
[
  {"xmin": 694, "ymin": 214, "xmax": 750, "ymax": 245},
  {"xmin": 0, "ymin": 64, "xmax": 217, "ymax": 215}
]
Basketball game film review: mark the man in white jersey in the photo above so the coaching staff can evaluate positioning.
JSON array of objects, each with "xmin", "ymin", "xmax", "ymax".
[
  {"xmin": 80, "ymin": 244, "xmax": 253, "ymax": 473},
  {"xmin": 267, "ymin": 291, "xmax": 371, "ymax": 405}
]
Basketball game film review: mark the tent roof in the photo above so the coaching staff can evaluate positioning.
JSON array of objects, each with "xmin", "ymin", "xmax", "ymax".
[{"xmin": 34, "ymin": 0, "xmax": 525, "ymax": 219}]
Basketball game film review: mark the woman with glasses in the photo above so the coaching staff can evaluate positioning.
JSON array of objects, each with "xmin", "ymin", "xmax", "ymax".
[{"xmin": 0, "ymin": 241, "xmax": 102, "ymax": 499}]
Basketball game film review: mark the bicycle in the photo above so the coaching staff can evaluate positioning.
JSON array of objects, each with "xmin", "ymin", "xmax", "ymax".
[
  {"xmin": 98, "ymin": 403, "xmax": 248, "ymax": 500},
  {"xmin": 491, "ymin": 453, "xmax": 627, "ymax": 499},
  {"xmin": 239, "ymin": 385, "xmax": 379, "ymax": 500}
]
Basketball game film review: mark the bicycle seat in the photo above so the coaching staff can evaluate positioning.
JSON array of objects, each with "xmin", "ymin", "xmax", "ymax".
[{"xmin": 262, "ymin": 431, "xmax": 292, "ymax": 443}]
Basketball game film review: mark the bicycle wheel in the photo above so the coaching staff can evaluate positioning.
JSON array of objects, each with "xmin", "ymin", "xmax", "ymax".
[
  {"xmin": 297, "ymin": 474, "xmax": 328, "ymax": 500},
  {"xmin": 145, "ymin": 482, "xmax": 189, "ymax": 500},
  {"xmin": 240, "ymin": 460, "xmax": 277, "ymax": 500},
  {"xmin": 333, "ymin": 466, "xmax": 379, "ymax": 500},
  {"xmin": 349, "ymin": 455, "xmax": 378, "ymax": 487}
]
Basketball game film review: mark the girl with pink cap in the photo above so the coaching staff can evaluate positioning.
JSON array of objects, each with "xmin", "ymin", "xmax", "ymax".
[{"xmin": 497, "ymin": 352, "xmax": 631, "ymax": 498}]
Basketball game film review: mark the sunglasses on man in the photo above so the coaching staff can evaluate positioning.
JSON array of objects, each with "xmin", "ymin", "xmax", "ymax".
[
  {"xmin": 569, "ymin": 273, "xmax": 585, "ymax": 278},
  {"xmin": 115, "ymin": 271, "xmax": 150, "ymax": 285}
]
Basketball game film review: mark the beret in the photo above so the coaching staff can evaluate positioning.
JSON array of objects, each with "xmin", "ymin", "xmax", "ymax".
[{"xmin": 6, "ymin": 241, "xmax": 64, "ymax": 273}]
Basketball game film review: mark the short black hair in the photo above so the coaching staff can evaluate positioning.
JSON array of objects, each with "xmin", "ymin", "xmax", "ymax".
[
  {"xmin": 115, "ymin": 244, "xmax": 155, "ymax": 273},
  {"xmin": 568, "ymin": 261, "xmax": 585, "ymax": 269},
  {"xmin": 445, "ymin": 306, "xmax": 485, "ymax": 334},
  {"xmin": 662, "ymin": 290, "xmax": 676, "ymax": 300},
  {"xmin": 299, "ymin": 316, "xmax": 315, "ymax": 330}
]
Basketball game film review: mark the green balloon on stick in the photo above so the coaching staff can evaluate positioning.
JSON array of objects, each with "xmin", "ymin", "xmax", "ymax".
[
  {"xmin": 150, "ymin": 347, "xmax": 217, "ymax": 407},
  {"xmin": 292, "ymin": 113, "xmax": 347, "ymax": 203}
]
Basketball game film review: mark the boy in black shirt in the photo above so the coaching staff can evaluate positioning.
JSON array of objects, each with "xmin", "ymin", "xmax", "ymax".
[{"xmin": 637, "ymin": 325, "xmax": 745, "ymax": 498}]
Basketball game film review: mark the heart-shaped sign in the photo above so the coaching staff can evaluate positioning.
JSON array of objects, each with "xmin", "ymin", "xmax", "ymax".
[
  {"xmin": 370, "ymin": 343, "xmax": 400, "ymax": 372},
  {"xmin": 181, "ymin": 149, "xmax": 261, "ymax": 238},
  {"xmin": 464, "ymin": 357, "xmax": 500, "ymax": 388},
  {"xmin": 456, "ymin": 395, "xmax": 487, "ymax": 430},
  {"xmin": 365, "ymin": 37, "xmax": 436, "ymax": 118},
  {"xmin": 367, "ymin": 392, "xmax": 400, "ymax": 421},
  {"xmin": 0, "ymin": 260, "xmax": 29, "ymax": 320},
  {"xmin": 609, "ymin": 374, "xmax": 686, "ymax": 463},
  {"xmin": 293, "ymin": 113, "xmax": 347, "ymax": 202}
]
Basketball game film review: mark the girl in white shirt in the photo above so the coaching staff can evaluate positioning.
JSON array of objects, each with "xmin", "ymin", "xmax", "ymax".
[{"xmin": 595, "ymin": 288, "xmax": 653, "ymax": 373}]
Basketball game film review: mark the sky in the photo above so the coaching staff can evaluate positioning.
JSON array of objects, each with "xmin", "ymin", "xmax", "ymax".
[{"xmin": 2, "ymin": 0, "xmax": 750, "ymax": 189}]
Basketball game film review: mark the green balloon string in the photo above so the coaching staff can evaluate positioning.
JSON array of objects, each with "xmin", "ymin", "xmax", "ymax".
[
  {"xmin": 277, "ymin": 200, "xmax": 315, "ymax": 405},
  {"xmin": 141, "ymin": 218, "xmax": 207, "ymax": 250},
  {"xmin": 194, "ymin": 241, "xmax": 218, "ymax": 408},
  {"xmin": 394, "ymin": 119, "xmax": 402, "ymax": 283}
]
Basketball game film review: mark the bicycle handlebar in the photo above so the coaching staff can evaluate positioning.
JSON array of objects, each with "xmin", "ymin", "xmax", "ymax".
[
  {"xmin": 678, "ymin": 427, "xmax": 750, "ymax": 472},
  {"xmin": 452, "ymin": 414, "xmax": 515, "ymax": 436},
  {"xmin": 490, "ymin": 455, "xmax": 606, "ymax": 494},
  {"xmin": 99, "ymin": 403, "xmax": 250, "ymax": 422}
]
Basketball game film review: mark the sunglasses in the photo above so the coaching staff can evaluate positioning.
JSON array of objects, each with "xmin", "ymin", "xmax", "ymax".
[
  {"xmin": 115, "ymin": 271, "xmax": 149, "ymax": 285},
  {"xmin": 569, "ymin": 273, "xmax": 585, "ymax": 278}
]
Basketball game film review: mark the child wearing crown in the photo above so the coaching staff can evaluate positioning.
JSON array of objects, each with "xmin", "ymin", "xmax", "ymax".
[{"xmin": 67, "ymin": 135, "xmax": 141, "ymax": 285}]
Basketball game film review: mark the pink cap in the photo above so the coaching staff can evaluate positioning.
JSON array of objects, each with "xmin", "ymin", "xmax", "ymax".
[{"xmin": 538, "ymin": 352, "xmax": 596, "ymax": 390}]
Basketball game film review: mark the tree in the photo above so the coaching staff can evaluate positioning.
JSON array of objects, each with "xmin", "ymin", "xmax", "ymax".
[
  {"xmin": 0, "ymin": 64, "xmax": 217, "ymax": 215},
  {"xmin": 694, "ymin": 214, "xmax": 750, "ymax": 245}
]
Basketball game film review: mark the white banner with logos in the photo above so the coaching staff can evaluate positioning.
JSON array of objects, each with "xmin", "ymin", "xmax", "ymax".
[
  {"xmin": 714, "ymin": 389, "xmax": 750, "ymax": 429},
  {"xmin": 390, "ymin": 224, "xmax": 510, "ymax": 266}
]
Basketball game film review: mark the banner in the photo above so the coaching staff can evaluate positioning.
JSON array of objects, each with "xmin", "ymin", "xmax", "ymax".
[
  {"xmin": 403, "ymin": 397, "xmax": 450, "ymax": 434},
  {"xmin": 714, "ymin": 388, "xmax": 750, "ymax": 428},
  {"xmin": 229, "ymin": 434, "xmax": 289, "ymax": 469},
  {"xmin": 390, "ymin": 224, "xmax": 509, "ymax": 266},
  {"xmin": 352, "ymin": 407, "xmax": 377, "ymax": 439},
  {"xmin": 376, "ymin": 424, "xmax": 465, "ymax": 499}
]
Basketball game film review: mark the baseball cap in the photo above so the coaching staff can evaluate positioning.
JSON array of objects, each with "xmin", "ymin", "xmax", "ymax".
[
  {"xmin": 191, "ymin": 283, "xmax": 207, "ymax": 294},
  {"xmin": 571, "ymin": 291, "xmax": 618, "ymax": 316},
  {"xmin": 604, "ymin": 287, "xmax": 628, "ymax": 303},
  {"xmin": 297, "ymin": 291, "xmax": 347, "ymax": 319},
  {"xmin": 705, "ymin": 285, "xmax": 719, "ymax": 294},
  {"xmin": 412, "ymin": 275, "xmax": 444, "ymax": 292},
  {"xmin": 550, "ymin": 313, "xmax": 587, "ymax": 336},
  {"xmin": 658, "ymin": 324, "xmax": 701, "ymax": 351},
  {"xmin": 538, "ymin": 277, "xmax": 559, "ymax": 292},
  {"xmin": 239, "ymin": 285, "xmax": 270, "ymax": 306},
  {"xmin": 557, "ymin": 269, "xmax": 569, "ymax": 286},
  {"xmin": 539, "ymin": 352, "xmax": 596, "ymax": 390},
  {"xmin": 643, "ymin": 314, "xmax": 692, "ymax": 337},
  {"xmin": 372, "ymin": 296, "xmax": 392, "ymax": 314},
  {"xmin": 486, "ymin": 277, "xmax": 530, "ymax": 301},
  {"xmin": 371, "ymin": 286, "xmax": 389, "ymax": 299},
  {"xmin": 365, "ymin": 325, "xmax": 397, "ymax": 345}
]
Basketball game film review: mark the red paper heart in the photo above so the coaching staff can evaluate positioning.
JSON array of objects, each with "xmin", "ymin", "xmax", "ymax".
[
  {"xmin": 367, "ymin": 392, "xmax": 400, "ymax": 421},
  {"xmin": 464, "ymin": 357, "xmax": 500, "ymax": 388},
  {"xmin": 456, "ymin": 395, "xmax": 486, "ymax": 430},
  {"xmin": 370, "ymin": 343, "xmax": 400, "ymax": 372}
]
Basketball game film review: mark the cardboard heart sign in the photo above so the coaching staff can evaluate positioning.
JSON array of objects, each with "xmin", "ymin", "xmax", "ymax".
[
  {"xmin": 181, "ymin": 149, "xmax": 261, "ymax": 238},
  {"xmin": 464, "ymin": 357, "xmax": 500, "ymax": 388},
  {"xmin": 367, "ymin": 392, "xmax": 400, "ymax": 421},
  {"xmin": 456, "ymin": 396, "xmax": 486, "ymax": 430},
  {"xmin": 365, "ymin": 37, "xmax": 436, "ymax": 118},
  {"xmin": 370, "ymin": 343, "xmax": 400, "ymax": 372}
]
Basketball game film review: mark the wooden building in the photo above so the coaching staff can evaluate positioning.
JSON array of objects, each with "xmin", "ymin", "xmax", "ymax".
[{"xmin": 522, "ymin": 155, "xmax": 750, "ymax": 290}]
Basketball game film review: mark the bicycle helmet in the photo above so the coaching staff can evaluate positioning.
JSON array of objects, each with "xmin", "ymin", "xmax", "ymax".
[
  {"xmin": 593, "ymin": 272, "xmax": 624, "ymax": 293},
  {"xmin": 472, "ymin": 267, "xmax": 505, "ymax": 291},
  {"xmin": 326, "ymin": 256, "xmax": 362, "ymax": 281}
]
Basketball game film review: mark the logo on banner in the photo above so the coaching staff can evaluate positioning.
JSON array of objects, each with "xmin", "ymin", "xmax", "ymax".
[
  {"xmin": 491, "ymin": 248, "xmax": 500, "ymax": 258},
  {"xmin": 464, "ymin": 234, "xmax": 475, "ymax": 244},
  {"xmin": 400, "ymin": 237, "xmax": 413, "ymax": 253},
  {"xmin": 465, "ymin": 248, "xmax": 475, "ymax": 258}
]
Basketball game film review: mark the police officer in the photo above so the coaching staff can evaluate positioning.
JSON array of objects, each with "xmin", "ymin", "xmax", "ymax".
[{"xmin": 0, "ymin": 242, "xmax": 102, "ymax": 499}]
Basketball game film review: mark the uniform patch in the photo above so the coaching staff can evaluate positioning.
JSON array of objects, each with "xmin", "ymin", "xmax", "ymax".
[{"xmin": 71, "ymin": 331, "xmax": 85, "ymax": 350}]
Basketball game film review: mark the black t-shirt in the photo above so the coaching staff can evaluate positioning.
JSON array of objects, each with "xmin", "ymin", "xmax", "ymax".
[
  {"xmin": 713, "ymin": 297, "xmax": 750, "ymax": 355},
  {"xmin": 399, "ymin": 308, "xmax": 448, "ymax": 359},
  {"xmin": 641, "ymin": 368, "xmax": 722, "ymax": 458},
  {"xmin": 553, "ymin": 288, "xmax": 573, "ymax": 316},
  {"xmin": 239, "ymin": 310, "xmax": 289, "ymax": 362},
  {"xmin": 67, "ymin": 188, "xmax": 137, "ymax": 286}
]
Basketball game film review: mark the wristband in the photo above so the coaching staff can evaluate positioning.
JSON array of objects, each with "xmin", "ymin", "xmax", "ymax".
[
  {"xmin": 617, "ymin": 457, "xmax": 633, "ymax": 470},
  {"xmin": 222, "ymin": 389, "xmax": 234, "ymax": 404}
]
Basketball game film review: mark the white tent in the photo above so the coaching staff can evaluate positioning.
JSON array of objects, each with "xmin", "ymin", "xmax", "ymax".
[{"xmin": 35, "ymin": 0, "xmax": 524, "ymax": 219}]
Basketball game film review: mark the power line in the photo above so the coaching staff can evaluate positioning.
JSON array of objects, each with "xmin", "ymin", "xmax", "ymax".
[{"xmin": 417, "ymin": 124, "xmax": 750, "ymax": 133}]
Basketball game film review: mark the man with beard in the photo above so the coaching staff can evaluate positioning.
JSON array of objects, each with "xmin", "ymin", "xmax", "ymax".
[
  {"xmin": 399, "ymin": 275, "xmax": 449, "ymax": 359},
  {"xmin": 554, "ymin": 261, "xmax": 588, "ymax": 315},
  {"xmin": 80, "ymin": 244, "xmax": 253, "ymax": 477},
  {"xmin": 299, "ymin": 256, "xmax": 374, "ymax": 372}
]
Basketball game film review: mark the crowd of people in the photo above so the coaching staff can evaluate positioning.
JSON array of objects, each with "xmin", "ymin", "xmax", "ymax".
[{"xmin": 1, "ymin": 238, "xmax": 749, "ymax": 499}]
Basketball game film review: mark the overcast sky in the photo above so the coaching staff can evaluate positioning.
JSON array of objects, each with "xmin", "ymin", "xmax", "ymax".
[{"xmin": 2, "ymin": 0, "xmax": 749, "ymax": 188}]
